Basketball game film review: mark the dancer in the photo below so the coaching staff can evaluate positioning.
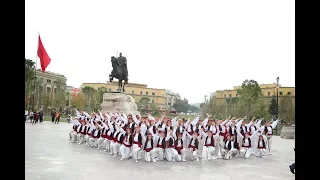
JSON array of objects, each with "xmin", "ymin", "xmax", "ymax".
[
  {"xmin": 236, "ymin": 127, "xmax": 260, "ymax": 159},
  {"xmin": 165, "ymin": 129, "xmax": 179, "ymax": 162},
  {"xmin": 132, "ymin": 126, "xmax": 145, "ymax": 162},
  {"xmin": 255, "ymin": 135, "xmax": 267, "ymax": 157},
  {"xmin": 200, "ymin": 127, "xmax": 220, "ymax": 161},
  {"xmin": 172, "ymin": 129, "xmax": 187, "ymax": 162},
  {"xmin": 221, "ymin": 134, "xmax": 239, "ymax": 160},
  {"xmin": 149, "ymin": 129, "xmax": 167, "ymax": 162},
  {"xmin": 186, "ymin": 131, "xmax": 201, "ymax": 161},
  {"xmin": 144, "ymin": 132, "xmax": 155, "ymax": 162},
  {"xmin": 262, "ymin": 119, "xmax": 278, "ymax": 155},
  {"xmin": 119, "ymin": 126, "xmax": 133, "ymax": 160}
]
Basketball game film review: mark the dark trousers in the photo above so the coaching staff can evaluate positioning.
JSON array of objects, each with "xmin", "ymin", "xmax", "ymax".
[
  {"xmin": 25, "ymin": 115, "xmax": 27, "ymax": 122},
  {"xmin": 52, "ymin": 116, "xmax": 55, "ymax": 122},
  {"xmin": 291, "ymin": 163, "xmax": 295, "ymax": 169},
  {"xmin": 39, "ymin": 116, "xmax": 43, "ymax": 122},
  {"xmin": 55, "ymin": 117, "xmax": 60, "ymax": 124}
]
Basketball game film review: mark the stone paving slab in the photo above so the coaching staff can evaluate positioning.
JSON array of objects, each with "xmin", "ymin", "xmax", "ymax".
[{"xmin": 25, "ymin": 122, "xmax": 295, "ymax": 180}]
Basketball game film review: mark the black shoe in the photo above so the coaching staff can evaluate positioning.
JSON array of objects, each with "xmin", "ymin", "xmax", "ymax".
[{"xmin": 289, "ymin": 165, "xmax": 295, "ymax": 174}]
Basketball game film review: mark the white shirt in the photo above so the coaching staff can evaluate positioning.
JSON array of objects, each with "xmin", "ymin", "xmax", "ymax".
[
  {"xmin": 206, "ymin": 137, "xmax": 212, "ymax": 145},
  {"xmin": 243, "ymin": 138, "xmax": 250, "ymax": 147},
  {"xmin": 258, "ymin": 141, "xmax": 264, "ymax": 148},
  {"xmin": 176, "ymin": 139, "xmax": 183, "ymax": 147},
  {"xmin": 133, "ymin": 133, "xmax": 139, "ymax": 141},
  {"xmin": 145, "ymin": 140, "xmax": 152, "ymax": 148},
  {"xmin": 25, "ymin": 110, "xmax": 28, "ymax": 116},
  {"xmin": 266, "ymin": 126, "xmax": 272, "ymax": 135}
]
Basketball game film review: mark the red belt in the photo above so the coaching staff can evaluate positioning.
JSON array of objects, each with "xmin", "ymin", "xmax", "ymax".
[
  {"xmin": 106, "ymin": 135, "xmax": 113, "ymax": 140},
  {"xmin": 123, "ymin": 143, "xmax": 131, "ymax": 148},
  {"xmin": 242, "ymin": 145, "xmax": 250, "ymax": 148},
  {"xmin": 80, "ymin": 132, "xmax": 86, "ymax": 135},
  {"xmin": 133, "ymin": 141, "xmax": 141, "ymax": 147},
  {"xmin": 144, "ymin": 148, "xmax": 153, "ymax": 152},
  {"xmin": 175, "ymin": 146, "xmax": 183, "ymax": 155},
  {"xmin": 258, "ymin": 147, "xmax": 265, "ymax": 149},
  {"xmin": 188, "ymin": 145, "xmax": 196, "ymax": 151}
]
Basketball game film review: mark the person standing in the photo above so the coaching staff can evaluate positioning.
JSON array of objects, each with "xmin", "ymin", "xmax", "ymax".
[
  {"xmin": 25, "ymin": 110, "xmax": 28, "ymax": 122},
  {"xmin": 55, "ymin": 111, "xmax": 61, "ymax": 124},
  {"xmin": 29, "ymin": 111, "xmax": 34, "ymax": 123},
  {"xmin": 39, "ymin": 110, "xmax": 43, "ymax": 123},
  {"xmin": 51, "ymin": 110, "xmax": 56, "ymax": 123},
  {"xmin": 289, "ymin": 147, "xmax": 295, "ymax": 174}
]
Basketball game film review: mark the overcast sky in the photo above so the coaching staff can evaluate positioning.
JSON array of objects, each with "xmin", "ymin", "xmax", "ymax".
[{"xmin": 25, "ymin": 0, "xmax": 295, "ymax": 104}]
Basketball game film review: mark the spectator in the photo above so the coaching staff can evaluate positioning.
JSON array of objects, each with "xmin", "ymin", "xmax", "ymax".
[
  {"xmin": 289, "ymin": 147, "xmax": 295, "ymax": 174},
  {"xmin": 55, "ymin": 111, "xmax": 61, "ymax": 124},
  {"xmin": 51, "ymin": 110, "xmax": 56, "ymax": 123},
  {"xmin": 29, "ymin": 111, "xmax": 34, "ymax": 123},
  {"xmin": 39, "ymin": 110, "xmax": 44, "ymax": 123},
  {"xmin": 25, "ymin": 110, "xmax": 28, "ymax": 122}
]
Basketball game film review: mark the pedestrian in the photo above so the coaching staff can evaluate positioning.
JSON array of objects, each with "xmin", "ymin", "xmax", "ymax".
[
  {"xmin": 29, "ymin": 111, "xmax": 34, "ymax": 123},
  {"xmin": 55, "ymin": 111, "xmax": 61, "ymax": 124},
  {"xmin": 32, "ymin": 111, "xmax": 38, "ymax": 125},
  {"xmin": 51, "ymin": 110, "xmax": 56, "ymax": 123},
  {"xmin": 39, "ymin": 110, "xmax": 43, "ymax": 123},
  {"xmin": 25, "ymin": 109, "xmax": 28, "ymax": 122},
  {"xmin": 289, "ymin": 147, "xmax": 295, "ymax": 174}
]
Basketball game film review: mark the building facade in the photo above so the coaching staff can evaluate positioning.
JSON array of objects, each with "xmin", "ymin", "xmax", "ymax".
[
  {"xmin": 165, "ymin": 89, "xmax": 177, "ymax": 111},
  {"xmin": 33, "ymin": 69, "xmax": 67, "ymax": 109},
  {"xmin": 215, "ymin": 83, "xmax": 295, "ymax": 104},
  {"xmin": 81, "ymin": 82, "xmax": 168, "ymax": 111}
]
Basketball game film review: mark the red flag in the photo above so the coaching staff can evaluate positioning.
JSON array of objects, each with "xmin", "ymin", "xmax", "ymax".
[{"xmin": 37, "ymin": 35, "xmax": 51, "ymax": 73}]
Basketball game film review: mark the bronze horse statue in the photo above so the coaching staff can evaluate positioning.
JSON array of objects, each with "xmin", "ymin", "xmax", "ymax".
[{"xmin": 109, "ymin": 53, "xmax": 128, "ymax": 92}]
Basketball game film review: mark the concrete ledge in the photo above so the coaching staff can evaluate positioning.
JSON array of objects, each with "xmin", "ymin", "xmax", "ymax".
[{"xmin": 280, "ymin": 126, "xmax": 295, "ymax": 139}]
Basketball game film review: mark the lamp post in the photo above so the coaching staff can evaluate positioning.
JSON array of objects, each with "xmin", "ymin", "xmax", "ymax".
[{"xmin": 276, "ymin": 77, "xmax": 279, "ymax": 135}]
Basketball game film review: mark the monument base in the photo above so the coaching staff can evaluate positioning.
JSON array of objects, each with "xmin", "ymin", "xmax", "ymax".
[
  {"xmin": 101, "ymin": 92, "xmax": 140, "ymax": 116},
  {"xmin": 280, "ymin": 126, "xmax": 295, "ymax": 139}
]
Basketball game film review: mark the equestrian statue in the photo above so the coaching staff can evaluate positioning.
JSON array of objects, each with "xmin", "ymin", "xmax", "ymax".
[{"xmin": 109, "ymin": 52, "xmax": 129, "ymax": 92}]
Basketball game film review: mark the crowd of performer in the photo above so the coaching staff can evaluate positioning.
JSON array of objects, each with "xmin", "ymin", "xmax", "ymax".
[{"xmin": 69, "ymin": 110, "xmax": 278, "ymax": 163}]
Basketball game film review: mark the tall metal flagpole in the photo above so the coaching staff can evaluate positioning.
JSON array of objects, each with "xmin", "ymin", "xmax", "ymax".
[{"xmin": 32, "ymin": 32, "xmax": 39, "ymax": 112}]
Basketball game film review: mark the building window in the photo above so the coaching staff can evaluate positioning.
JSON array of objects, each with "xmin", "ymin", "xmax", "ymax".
[
  {"xmin": 268, "ymin": 92, "xmax": 270, "ymax": 96},
  {"xmin": 140, "ymin": 91, "xmax": 143, "ymax": 95},
  {"xmin": 54, "ymin": 88, "xmax": 57, "ymax": 93},
  {"xmin": 53, "ymin": 81, "xmax": 56, "ymax": 84},
  {"xmin": 132, "ymin": 90, "xmax": 134, "ymax": 94},
  {"xmin": 152, "ymin": 92, "xmax": 155, "ymax": 95},
  {"xmin": 229, "ymin": 94, "xmax": 232, "ymax": 97},
  {"xmin": 287, "ymin": 92, "xmax": 291, "ymax": 96},
  {"xmin": 109, "ymin": 88, "xmax": 111, "ymax": 92},
  {"xmin": 47, "ymin": 87, "xmax": 51, "ymax": 93},
  {"xmin": 158, "ymin": 107, "xmax": 161, "ymax": 109},
  {"xmin": 47, "ymin": 79, "xmax": 51, "ymax": 83},
  {"xmin": 279, "ymin": 92, "xmax": 283, "ymax": 96},
  {"xmin": 236, "ymin": 94, "xmax": 238, "ymax": 97},
  {"xmin": 146, "ymin": 92, "xmax": 148, "ymax": 95},
  {"xmin": 224, "ymin": 94, "xmax": 226, "ymax": 98},
  {"xmin": 152, "ymin": 100, "xmax": 154, "ymax": 103}
]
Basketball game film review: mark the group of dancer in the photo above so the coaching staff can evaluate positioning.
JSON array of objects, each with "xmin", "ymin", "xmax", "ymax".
[{"xmin": 69, "ymin": 110, "xmax": 278, "ymax": 163}]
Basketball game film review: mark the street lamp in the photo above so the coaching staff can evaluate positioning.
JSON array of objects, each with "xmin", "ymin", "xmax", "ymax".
[
  {"xmin": 276, "ymin": 77, "xmax": 279, "ymax": 135},
  {"xmin": 276, "ymin": 77, "xmax": 280, "ymax": 119}
]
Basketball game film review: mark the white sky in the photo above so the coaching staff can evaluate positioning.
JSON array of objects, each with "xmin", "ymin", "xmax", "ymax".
[{"xmin": 25, "ymin": 0, "xmax": 295, "ymax": 104}]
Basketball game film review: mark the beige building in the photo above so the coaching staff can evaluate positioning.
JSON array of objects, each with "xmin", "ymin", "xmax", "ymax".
[
  {"xmin": 215, "ymin": 83, "xmax": 295, "ymax": 104},
  {"xmin": 81, "ymin": 82, "xmax": 168, "ymax": 111}
]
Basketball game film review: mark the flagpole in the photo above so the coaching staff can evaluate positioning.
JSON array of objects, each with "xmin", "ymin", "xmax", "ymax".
[{"xmin": 32, "ymin": 33, "xmax": 39, "ymax": 112}]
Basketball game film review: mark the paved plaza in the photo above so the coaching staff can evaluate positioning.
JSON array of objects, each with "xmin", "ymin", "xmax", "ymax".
[{"xmin": 25, "ymin": 121, "xmax": 295, "ymax": 180}]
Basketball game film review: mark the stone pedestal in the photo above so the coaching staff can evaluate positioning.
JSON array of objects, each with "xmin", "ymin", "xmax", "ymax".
[
  {"xmin": 101, "ymin": 92, "xmax": 140, "ymax": 116},
  {"xmin": 280, "ymin": 126, "xmax": 295, "ymax": 139}
]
